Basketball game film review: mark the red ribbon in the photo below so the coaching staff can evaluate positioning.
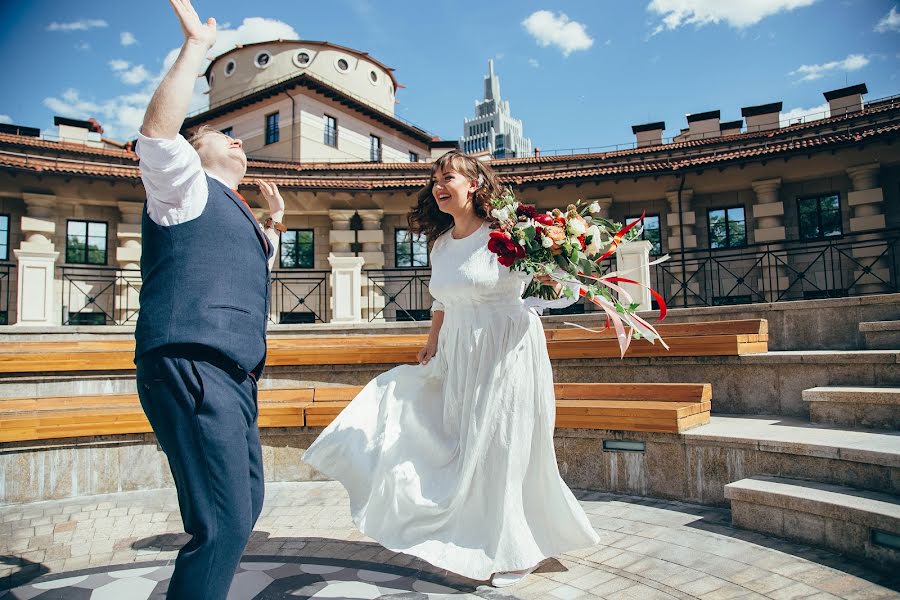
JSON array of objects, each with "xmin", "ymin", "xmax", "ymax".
[{"xmin": 595, "ymin": 211, "xmax": 646, "ymax": 264}]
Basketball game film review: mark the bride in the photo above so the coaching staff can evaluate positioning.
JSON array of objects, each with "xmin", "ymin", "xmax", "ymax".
[{"xmin": 302, "ymin": 150, "xmax": 600, "ymax": 587}]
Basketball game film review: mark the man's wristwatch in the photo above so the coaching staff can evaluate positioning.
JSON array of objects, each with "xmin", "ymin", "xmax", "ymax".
[{"xmin": 264, "ymin": 218, "xmax": 287, "ymax": 233}]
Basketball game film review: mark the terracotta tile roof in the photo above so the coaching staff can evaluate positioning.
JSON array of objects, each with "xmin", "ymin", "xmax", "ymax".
[
  {"xmin": 1, "ymin": 112, "xmax": 898, "ymax": 189},
  {"xmin": 0, "ymin": 132, "xmax": 136, "ymax": 159}
]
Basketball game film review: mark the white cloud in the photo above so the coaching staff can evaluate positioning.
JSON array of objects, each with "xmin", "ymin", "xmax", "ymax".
[
  {"xmin": 875, "ymin": 6, "xmax": 900, "ymax": 32},
  {"xmin": 790, "ymin": 53, "xmax": 869, "ymax": 82},
  {"xmin": 522, "ymin": 10, "xmax": 594, "ymax": 56},
  {"xmin": 42, "ymin": 17, "xmax": 300, "ymax": 141},
  {"xmin": 780, "ymin": 102, "xmax": 829, "ymax": 127},
  {"xmin": 120, "ymin": 31, "xmax": 137, "ymax": 46},
  {"xmin": 0, "ymin": 115, "xmax": 12, "ymax": 124},
  {"xmin": 528, "ymin": 58, "xmax": 540, "ymax": 68},
  {"xmin": 47, "ymin": 19, "xmax": 108, "ymax": 32},
  {"xmin": 648, "ymin": 0, "xmax": 816, "ymax": 34}
]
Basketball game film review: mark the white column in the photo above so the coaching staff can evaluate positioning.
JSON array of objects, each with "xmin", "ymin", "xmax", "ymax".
[
  {"xmin": 14, "ymin": 194, "xmax": 60, "ymax": 326},
  {"xmin": 328, "ymin": 255, "xmax": 365, "ymax": 323},
  {"xmin": 614, "ymin": 240, "xmax": 653, "ymax": 311}
]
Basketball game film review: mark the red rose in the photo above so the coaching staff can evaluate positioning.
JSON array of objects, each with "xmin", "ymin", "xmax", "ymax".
[
  {"xmin": 534, "ymin": 214, "xmax": 554, "ymax": 226},
  {"xmin": 516, "ymin": 204, "xmax": 538, "ymax": 219}
]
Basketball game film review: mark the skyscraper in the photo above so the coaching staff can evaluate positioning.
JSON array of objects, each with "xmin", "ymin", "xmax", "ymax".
[{"xmin": 461, "ymin": 60, "xmax": 533, "ymax": 159}]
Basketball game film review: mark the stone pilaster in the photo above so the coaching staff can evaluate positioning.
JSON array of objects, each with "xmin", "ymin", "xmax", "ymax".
[
  {"xmin": 14, "ymin": 194, "xmax": 60, "ymax": 326},
  {"xmin": 115, "ymin": 201, "xmax": 143, "ymax": 324},
  {"xmin": 846, "ymin": 163, "xmax": 889, "ymax": 294},
  {"xmin": 664, "ymin": 189, "xmax": 699, "ymax": 300},
  {"xmin": 750, "ymin": 178, "xmax": 787, "ymax": 300}
]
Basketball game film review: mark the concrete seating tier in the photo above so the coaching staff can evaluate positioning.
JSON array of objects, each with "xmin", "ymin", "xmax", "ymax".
[
  {"xmin": 0, "ymin": 382, "xmax": 712, "ymax": 443},
  {"xmin": 0, "ymin": 319, "xmax": 768, "ymax": 374},
  {"xmin": 725, "ymin": 475, "xmax": 900, "ymax": 568},
  {"xmin": 803, "ymin": 386, "xmax": 900, "ymax": 430},
  {"xmin": 860, "ymin": 320, "xmax": 900, "ymax": 350}
]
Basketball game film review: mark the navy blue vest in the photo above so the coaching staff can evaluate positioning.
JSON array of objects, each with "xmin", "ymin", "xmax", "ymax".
[{"xmin": 135, "ymin": 176, "xmax": 272, "ymax": 373}]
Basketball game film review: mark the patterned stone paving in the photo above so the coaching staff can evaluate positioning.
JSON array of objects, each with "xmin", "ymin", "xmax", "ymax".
[{"xmin": 1, "ymin": 481, "xmax": 897, "ymax": 599}]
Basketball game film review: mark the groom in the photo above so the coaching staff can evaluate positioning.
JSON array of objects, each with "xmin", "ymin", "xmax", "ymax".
[{"xmin": 133, "ymin": 1, "xmax": 285, "ymax": 598}]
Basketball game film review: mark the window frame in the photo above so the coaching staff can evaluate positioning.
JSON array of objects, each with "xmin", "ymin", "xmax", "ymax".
[
  {"xmin": 279, "ymin": 228, "xmax": 315, "ymax": 269},
  {"xmin": 65, "ymin": 219, "xmax": 108, "ymax": 265},
  {"xmin": 797, "ymin": 193, "xmax": 843, "ymax": 241},
  {"xmin": 625, "ymin": 213, "xmax": 663, "ymax": 255},
  {"xmin": 707, "ymin": 206, "xmax": 747, "ymax": 249},
  {"xmin": 265, "ymin": 112, "xmax": 280, "ymax": 145},
  {"xmin": 369, "ymin": 134, "xmax": 382, "ymax": 162},
  {"xmin": 323, "ymin": 114, "xmax": 338, "ymax": 148},
  {"xmin": 394, "ymin": 228, "xmax": 429, "ymax": 268},
  {"xmin": 408, "ymin": 150, "xmax": 419, "ymax": 163},
  {"xmin": 0, "ymin": 214, "xmax": 9, "ymax": 261}
]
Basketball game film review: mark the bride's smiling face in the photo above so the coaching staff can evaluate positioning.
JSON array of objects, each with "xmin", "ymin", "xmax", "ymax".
[{"xmin": 431, "ymin": 167, "xmax": 477, "ymax": 216}]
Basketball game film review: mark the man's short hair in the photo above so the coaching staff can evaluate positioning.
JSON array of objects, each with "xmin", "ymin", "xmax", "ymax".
[{"xmin": 187, "ymin": 125, "xmax": 221, "ymax": 149}]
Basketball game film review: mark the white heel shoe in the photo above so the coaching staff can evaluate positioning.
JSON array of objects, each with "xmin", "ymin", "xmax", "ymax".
[{"xmin": 490, "ymin": 566, "xmax": 537, "ymax": 588}]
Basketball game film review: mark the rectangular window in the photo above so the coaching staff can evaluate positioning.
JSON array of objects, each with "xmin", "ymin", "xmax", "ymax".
[
  {"xmin": 707, "ymin": 207, "xmax": 747, "ymax": 249},
  {"xmin": 66, "ymin": 220, "xmax": 108, "ymax": 265},
  {"xmin": 265, "ymin": 112, "xmax": 279, "ymax": 145},
  {"xmin": 280, "ymin": 229, "xmax": 314, "ymax": 269},
  {"xmin": 625, "ymin": 214, "xmax": 662, "ymax": 255},
  {"xmin": 798, "ymin": 194, "xmax": 842, "ymax": 240},
  {"xmin": 370, "ymin": 134, "xmax": 382, "ymax": 162},
  {"xmin": 395, "ymin": 228, "xmax": 428, "ymax": 267},
  {"xmin": 323, "ymin": 115, "xmax": 338, "ymax": 147},
  {"xmin": 409, "ymin": 151, "xmax": 419, "ymax": 163},
  {"xmin": 0, "ymin": 214, "xmax": 8, "ymax": 261},
  {"xmin": 220, "ymin": 126, "xmax": 233, "ymax": 137}
]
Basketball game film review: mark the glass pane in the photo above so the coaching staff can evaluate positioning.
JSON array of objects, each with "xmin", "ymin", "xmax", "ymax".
[
  {"xmin": 708, "ymin": 209, "xmax": 726, "ymax": 226},
  {"xmin": 297, "ymin": 230, "xmax": 313, "ymax": 245},
  {"xmin": 283, "ymin": 231, "xmax": 298, "ymax": 245},
  {"xmin": 646, "ymin": 229, "xmax": 662, "ymax": 255},
  {"xmin": 68, "ymin": 221, "xmax": 86, "ymax": 237},
  {"xmin": 821, "ymin": 203, "xmax": 842, "ymax": 237},
  {"xmin": 0, "ymin": 215, "xmax": 8, "ymax": 233},
  {"xmin": 395, "ymin": 229, "xmax": 409, "ymax": 244},
  {"xmin": 299, "ymin": 247, "xmax": 314, "ymax": 268},
  {"xmin": 728, "ymin": 221, "xmax": 746, "ymax": 247},
  {"xmin": 709, "ymin": 223, "xmax": 727, "ymax": 249},
  {"xmin": 0, "ymin": 243, "xmax": 6, "ymax": 261},
  {"xmin": 412, "ymin": 253, "xmax": 428, "ymax": 267},
  {"xmin": 726, "ymin": 207, "xmax": 745, "ymax": 224},
  {"xmin": 87, "ymin": 245, "xmax": 106, "ymax": 264},
  {"xmin": 396, "ymin": 245, "xmax": 412, "ymax": 267}
]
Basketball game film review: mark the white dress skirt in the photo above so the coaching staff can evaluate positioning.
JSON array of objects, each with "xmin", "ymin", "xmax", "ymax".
[{"xmin": 302, "ymin": 221, "xmax": 600, "ymax": 580}]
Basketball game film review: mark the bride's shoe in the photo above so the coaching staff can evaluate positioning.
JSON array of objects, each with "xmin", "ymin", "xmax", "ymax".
[{"xmin": 490, "ymin": 565, "xmax": 537, "ymax": 588}]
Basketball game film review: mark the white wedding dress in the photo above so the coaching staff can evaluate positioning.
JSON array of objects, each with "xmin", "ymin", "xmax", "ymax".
[{"xmin": 302, "ymin": 221, "xmax": 600, "ymax": 580}]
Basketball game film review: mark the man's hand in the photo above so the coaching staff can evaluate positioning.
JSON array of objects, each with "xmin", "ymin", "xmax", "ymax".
[
  {"xmin": 169, "ymin": 0, "xmax": 217, "ymax": 49},
  {"xmin": 256, "ymin": 180, "xmax": 285, "ymax": 215}
]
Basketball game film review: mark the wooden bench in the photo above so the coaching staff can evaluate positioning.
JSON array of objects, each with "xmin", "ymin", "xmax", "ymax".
[
  {"xmin": 0, "ymin": 319, "xmax": 767, "ymax": 374},
  {"xmin": 0, "ymin": 383, "xmax": 711, "ymax": 443}
]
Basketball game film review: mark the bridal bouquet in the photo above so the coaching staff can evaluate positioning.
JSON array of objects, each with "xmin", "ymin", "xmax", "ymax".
[{"xmin": 486, "ymin": 189, "xmax": 669, "ymax": 355}]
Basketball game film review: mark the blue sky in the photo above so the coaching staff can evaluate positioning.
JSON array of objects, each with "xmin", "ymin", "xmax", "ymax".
[{"xmin": 1, "ymin": 1, "xmax": 899, "ymax": 150}]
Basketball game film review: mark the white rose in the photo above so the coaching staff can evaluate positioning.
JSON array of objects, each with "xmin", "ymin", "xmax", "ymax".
[
  {"xmin": 567, "ymin": 218, "xmax": 586, "ymax": 236},
  {"xmin": 585, "ymin": 225, "xmax": 602, "ymax": 255},
  {"xmin": 491, "ymin": 207, "xmax": 509, "ymax": 221},
  {"xmin": 541, "ymin": 235, "xmax": 554, "ymax": 248},
  {"xmin": 568, "ymin": 236, "xmax": 581, "ymax": 246},
  {"xmin": 588, "ymin": 202, "xmax": 601, "ymax": 213}
]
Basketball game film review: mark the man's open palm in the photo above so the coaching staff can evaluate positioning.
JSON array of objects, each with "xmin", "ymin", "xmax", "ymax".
[{"xmin": 169, "ymin": 0, "xmax": 216, "ymax": 49}]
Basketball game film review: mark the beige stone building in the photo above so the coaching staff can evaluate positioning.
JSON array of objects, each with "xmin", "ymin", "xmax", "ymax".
[{"xmin": 0, "ymin": 48, "xmax": 897, "ymax": 327}]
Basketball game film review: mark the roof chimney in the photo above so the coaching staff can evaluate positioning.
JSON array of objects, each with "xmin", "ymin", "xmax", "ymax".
[
  {"xmin": 823, "ymin": 83, "xmax": 867, "ymax": 117},
  {"xmin": 741, "ymin": 101, "xmax": 782, "ymax": 132},
  {"xmin": 54, "ymin": 116, "xmax": 104, "ymax": 147},
  {"xmin": 685, "ymin": 110, "xmax": 720, "ymax": 141},
  {"xmin": 720, "ymin": 119, "xmax": 743, "ymax": 136},
  {"xmin": 631, "ymin": 121, "xmax": 665, "ymax": 148}
]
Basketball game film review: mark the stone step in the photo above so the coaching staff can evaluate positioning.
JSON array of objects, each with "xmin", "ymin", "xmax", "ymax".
[
  {"xmin": 803, "ymin": 386, "xmax": 900, "ymax": 430},
  {"xmin": 724, "ymin": 476, "xmax": 900, "ymax": 568},
  {"xmin": 860, "ymin": 320, "xmax": 900, "ymax": 350}
]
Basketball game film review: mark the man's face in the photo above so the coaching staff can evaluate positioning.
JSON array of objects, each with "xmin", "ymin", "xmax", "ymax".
[{"xmin": 195, "ymin": 131, "xmax": 247, "ymax": 176}]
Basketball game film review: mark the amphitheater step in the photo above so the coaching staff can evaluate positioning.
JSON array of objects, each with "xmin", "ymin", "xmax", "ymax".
[
  {"xmin": 802, "ymin": 386, "xmax": 900, "ymax": 430},
  {"xmin": 725, "ymin": 476, "xmax": 900, "ymax": 568},
  {"xmin": 860, "ymin": 320, "xmax": 900, "ymax": 350}
]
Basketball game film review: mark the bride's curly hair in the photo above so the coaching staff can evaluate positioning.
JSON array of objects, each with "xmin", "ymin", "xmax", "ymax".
[{"xmin": 407, "ymin": 150, "xmax": 505, "ymax": 241}]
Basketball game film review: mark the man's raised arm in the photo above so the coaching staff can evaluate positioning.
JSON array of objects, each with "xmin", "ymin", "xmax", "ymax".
[{"xmin": 142, "ymin": 0, "xmax": 216, "ymax": 139}]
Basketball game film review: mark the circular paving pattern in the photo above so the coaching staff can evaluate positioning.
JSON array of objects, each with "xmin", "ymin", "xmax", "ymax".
[{"xmin": 0, "ymin": 557, "xmax": 485, "ymax": 599}]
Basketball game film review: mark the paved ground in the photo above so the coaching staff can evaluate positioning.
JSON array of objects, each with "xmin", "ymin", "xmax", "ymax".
[{"xmin": 1, "ymin": 481, "xmax": 897, "ymax": 599}]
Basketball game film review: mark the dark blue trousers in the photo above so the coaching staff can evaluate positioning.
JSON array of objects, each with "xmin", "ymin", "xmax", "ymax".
[{"xmin": 136, "ymin": 345, "xmax": 264, "ymax": 600}]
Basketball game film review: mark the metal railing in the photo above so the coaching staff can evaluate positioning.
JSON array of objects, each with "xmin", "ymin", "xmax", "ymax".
[
  {"xmin": 270, "ymin": 270, "xmax": 330, "ymax": 324},
  {"xmin": 362, "ymin": 268, "xmax": 433, "ymax": 322},
  {"xmin": 653, "ymin": 228, "xmax": 900, "ymax": 309},
  {"xmin": 59, "ymin": 265, "xmax": 142, "ymax": 325}
]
